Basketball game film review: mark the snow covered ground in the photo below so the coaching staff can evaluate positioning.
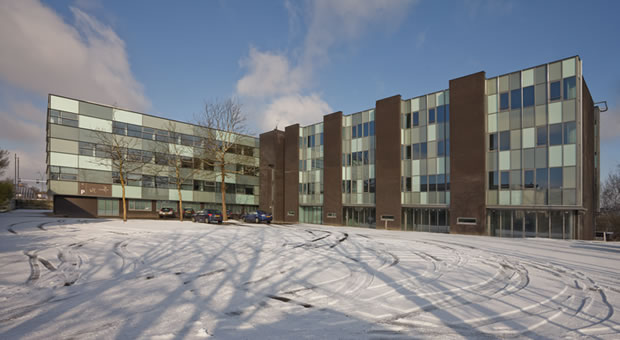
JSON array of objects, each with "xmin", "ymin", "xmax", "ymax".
[{"xmin": 1, "ymin": 210, "xmax": 619, "ymax": 339}]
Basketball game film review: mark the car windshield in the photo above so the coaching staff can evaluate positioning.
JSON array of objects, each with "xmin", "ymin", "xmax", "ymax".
[
  {"xmin": 161, "ymin": 208, "xmax": 171, "ymax": 212},
  {"xmin": 206, "ymin": 210, "xmax": 221, "ymax": 214}
]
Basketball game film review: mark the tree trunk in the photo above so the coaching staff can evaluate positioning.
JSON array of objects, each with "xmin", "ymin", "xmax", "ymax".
[
  {"xmin": 221, "ymin": 165, "xmax": 227, "ymax": 221},
  {"xmin": 178, "ymin": 186, "xmax": 183, "ymax": 222},
  {"xmin": 120, "ymin": 176, "xmax": 127, "ymax": 222}
]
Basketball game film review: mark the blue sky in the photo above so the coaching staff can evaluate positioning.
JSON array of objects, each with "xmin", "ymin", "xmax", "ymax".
[{"xmin": 1, "ymin": 0, "xmax": 619, "ymax": 183}]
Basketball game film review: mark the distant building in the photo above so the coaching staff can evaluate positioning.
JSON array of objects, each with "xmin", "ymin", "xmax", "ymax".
[
  {"xmin": 46, "ymin": 95, "xmax": 260, "ymax": 218},
  {"xmin": 259, "ymin": 56, "xmax": 601, "ymax": 240}
]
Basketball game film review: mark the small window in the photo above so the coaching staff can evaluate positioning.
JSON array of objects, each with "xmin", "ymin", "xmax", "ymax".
[
  {"xmin": 536, "ymin": 168, "xmax": 548, "ymax": 190},
  {"xmin": 352, "ymin": 125, "xmax": 357, "ymax": 138},
  {"xmin": 511, "ymin": 89, "xmax": 521, "ymax": 109},
  {"xmin": 420, "ymin": 142, "xmax": 427, "ymax": 158},
  {"xmin": 500, "ymin": 171, "xmax": 509, "ymax": 189},
  {"xmin": 564, "ymin": 122, "xmax": 576, "ymax": 144},
  {"xmin": 429, "ymin": 108, "xmax": 435, "ymax": 124},
  {"xmin": 327, "ymin": 212, "xmax": 337, "ymax": 218},
  {"xmin": 536, "ymin": 126, "xmax": 547, "ymax": 146},
  {"xmin": 412, "ymin": 112, "xmax": 419, "ymax": 126},
  {"xmin": 457, "ymin": 217, "xmax": 477, "ymax": 225},
  {"xmin": 500, "ymin": 93, "xmax": 509, "ymax": 110},
  {"xmin": 413, "ymin": 143, "xmax": 420, "ymax": 160},
  {"xmin": 563, "ymin": 76, "xmax": 576, "ymax": 100},
  {"xmin": 404, "ymin": 113, "xmax": 411, "ymax": 129},
  {"xmin": 489, "ymin": 171, "xmax": 498, "ymax": 190},
  {"xmin": 437, "ymin": 106, "xmax": 445, "ymax": 123},
  {"xmin": 524, "ymin": 170, "xmax": 534, "ymax": 188},
  {"xmin": 549, "ymin": 124, "xmax": 562, "ymax": 145},
  {"xmin": 405, "ymin": 145, "xmax": 411, "ymax": 160},
  {"xmin": 549, "ymin": 167, "xmax": 562, "ymax": 189},
  {"xmin": 523, "ymin": 86, "xmax": 535, "ymax": 107},
  {"xmin": 550, "ymin": 81, "xmax": 561, "ymax": 100},
  {"xmin": 499, "ymin": 131, "xmax": 510, "ymax": 151},
  {"xmin": 369, "ymin": 121, "xmax": 375, "ymax": 136}
]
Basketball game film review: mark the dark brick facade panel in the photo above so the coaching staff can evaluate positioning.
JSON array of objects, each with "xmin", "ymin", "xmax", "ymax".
[
  {"xmin": 54, "ymin": 195, "xmax": 97, "ymax": 217},
  {"xmin": 581, "ymin": 79, "xmax": 595, "ymax": 240},
  {"xmin": 323, "ymin": 112, "xmax": 343, "ymax": 225},
  {"xmin": 284, "ymin": 125, "xmax": 300, "ymax": 223},
  {"xmin": 449, "ymin": 72, "xmax": 487, "ymax": 235},
  {"xmin": 259, "ymin": 130, "xmax": 285, "ymax": 221},
  {"xmin": 375, "ymin": 95, "xmax": 402, "ymax": 230}
]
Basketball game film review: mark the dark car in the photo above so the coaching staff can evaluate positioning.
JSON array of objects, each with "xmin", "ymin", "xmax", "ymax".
[
  {"xmin": 158, "ymin": 207, "xmax": 175, "ymax": 218},
  {"xmin": 243, "ymin": 210, "xmax": 273, "ymax": 224},
  {"xmin": 192, "ymin": 209, "xmax": 223, "ymax": 224},
  {"xmin": 183, "ymin": 208, "xmax": 195, "ymax": 219}
]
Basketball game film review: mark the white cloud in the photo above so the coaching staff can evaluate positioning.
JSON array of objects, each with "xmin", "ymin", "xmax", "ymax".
[
  {"xmin": 0, "ymin": 0, "xmax": 149, "ymax": 111},
  {"xmin": 237, "ymin": 0, "xmax": 415, "ymax": 131},
  {"xmin": 600, "ymin": 107, "xmax": 620, "ymax": 141},
  {"xmin": 0, "ymin": 0, "xmax": 148, "ymax": 183},
  {"xmin": 263, "ymin": 94, "xmax": 332, "ymax": 130}
]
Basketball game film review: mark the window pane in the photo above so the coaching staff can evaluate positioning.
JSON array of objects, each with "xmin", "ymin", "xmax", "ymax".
[
  {"xmin": 420, "ymin": 142, "xmax": 427, "ymax": 158},
  {"xmin": 550, "ymin": 81, "xmax": 561, "ymax": 100},
  {"xmin": 564, "ymin": 121, "xmax": 576, "ymax": 144},
  {"xmin": 523, "ymin": 86, "xmax": 534, "ymax": 107},
  {"xmin": 511, "ymin": 89, "xmax": 521, "ymax": 109},
  {"xmin": 489, "ymin": 171, "xmax": 498, "ymax": 190},
  {"xmin": 536, "ymin": 168, "xmax": 548, "ymax": 190},
  {"xmin": 499, "ymin": 131, "xmax": 510, "ymax": 151},
  {"xmin": 536, "ymin": 126, "xmax": 547, "ymax": 146},
  {"xmin": 549, "ymin": 167, "xmax": 562, "ymax": 189},
  {"xmin": 538, "ymin": 211, "xmax": 549, "ymax": 238},
  {"xmin": 429, "ymin": 108, "xmax": 435, "ymax": 124},
  {"xmin": 549, "ymin": 124, "xmax": 562, "ymax": 145},
  {"xmin": 525, "ymin": 212, "xmax": 536, "ymax": 237},
  {"xmin": 500, "ymin": 92, "xmax": 509, "ymax": 110},
  {"xmin": 412, "ymin": 112, "xmax": 419, "ymax": 126},
  {"xmin": 437, "ymin": 106, "xmax": 445, "ymax": 123},
  {"xmin": 500, "ymin": 171, "xmax": 509, "ymax": 189},
  {"xmin": 524, "ymin": 170, "xmax": 534, "ymax": 188},
  {"xmin": 489, "ymin": 133, "xmax": 497, "ymax": 151},
  {"xmin": 563, "ymin": 76, "xmax": 576, "ymax": 100}
]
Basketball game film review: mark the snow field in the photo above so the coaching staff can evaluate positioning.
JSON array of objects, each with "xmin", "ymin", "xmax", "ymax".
[{"xmin": 1, "ymin": 210, "xmax": 619, "ymax": 339}]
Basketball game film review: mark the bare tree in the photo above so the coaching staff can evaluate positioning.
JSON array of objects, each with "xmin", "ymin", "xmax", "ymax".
[
  {"xmin": 0, "ymin": 149, "xmax": 9, "ymax": 177},
  {"xmin": 92, "ymin": 130, "xmax": 147, "ymax": 222},
  {"xmin": 161, "ymin": 121, "xmax": 202, "ymax": 222},
  {"xmin": 196, "ymin": 98, "xmax": 248, "ymax": 221},
  {"xmin": 598, "ymin": 164, "xmax": 620, "ymax": 239}
]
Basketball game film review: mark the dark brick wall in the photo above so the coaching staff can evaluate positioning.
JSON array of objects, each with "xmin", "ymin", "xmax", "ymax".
[
  {"xmin": 323, "ymin": 112, "xmax": 343, "ymax": 225},
  {"xmin": 375, "ymin": 95, "xmax": 402, "ymax": 229},
  {"xmin": 581, "ymin": 79, "xmax": 596, "ymax": 240},
  {"xmin": 449, "ymin": 72, "xmax": 487, "ymax": 235},
  {"xmin": 54, "ymin": 195, "xmax": 97, "ymax": 217},
  {"xmin": 284, "ymin": 125, "xmax": 300, "ymax": 223},
  {"xmin": 259, "ymin": 130, "xmax": 285, "ymax": 221}
]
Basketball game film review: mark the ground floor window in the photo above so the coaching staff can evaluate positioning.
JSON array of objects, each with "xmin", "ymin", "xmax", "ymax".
[
  {"xmin": 181, "ymin": 202, "xmax": 201, "ymax": 211},
  {"xmin": 98, "ymin": 199, "xmax": 119, "ymax": 216},
  {"xmin": 128, "ymin": 200, "xmax": 152, "ymax": 211},
  {"xmin": 488, "ymin": 209, "xmax": 574, "ymax": 239},
  {"xmin": 401, "ymin": 208, "xmax": 449, "ymax": 233},
  {"xmin": 343, "ymin": 207, "xmax": 376, "ymax": 228},
  {"xmin": 300, "ymin": 206, "xmax": 322, "ymax": 224}
]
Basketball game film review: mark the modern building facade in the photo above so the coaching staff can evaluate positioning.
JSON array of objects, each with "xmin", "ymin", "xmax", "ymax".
[
  {"xmin": 260, "ymin": 56, "xmax": 601, "ymax": 240},
  {"xmin": 46, "ymin": 94, "xmax": 260, "ymax": 218}
]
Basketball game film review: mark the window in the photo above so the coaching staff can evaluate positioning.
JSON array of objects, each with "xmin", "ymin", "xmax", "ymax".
[
  {"xmin": 489, "ymin": 171, "xmax": 498, "ymax": 190},
  {"xmin": 437, "ymin": 106, "xmax": 445, "ymax": 123},
  {"xmin": 405, "ymin": 113, "xmax": 411, "ymax": 129},
  {"xmin": 181, "ymin": 156, "xmax": 193, "ymax": 168},
  {"xmin": 500, "ymin": 93, "xmax": 509, "ymax": 110},
  {"xmin": 457, "ymin": 217, "xmax": 477, "ymax": 225},
  {"xmin": 500, "ymin": 171, "xmax": 509, "ymax": 189},
  {"xmin": 563, "ymin": 76, "xmax": 576, "ymax": 100},
  {"xmin": 429, "ymin": 108, "xmax": 435, "ymax": 124},
  {"xmin": 142, "ymin": 127, "xmax": 154, "ymax": 140},
  {"xmin": 352, "ymin": 125, "xmax": 357, "ymax": 138},
  {"xmin": 405, "ymin": 145, "xmax": 411, "ymax": 160},
  {"xmin": 129, "ymin": 200, "xmax": 152, "ymax": 211},
  {"xmin": 127, "ymin": 124, "xmax": 142, "ymax": 138},
  {"xmin": 523, "ymin": 86, "xmax": 534, "ymax": 107},
  {"xmin": 549, "ymin": 124, "xmax": 562, "ymax": 145},
  {"xmin": 536, "ymin": 168, "xmax": 548, "ymax": 190},
  {"xmin": 369, "ymin": 121, "xmax": 375, "ymax": 136},
  {"xmin": 564, "ymin": 121, "xmax": 576, "ymax": 144},
  {"xmin": 142, "ymin": 151, "xmax": 153, "ymax": 163},
  {"xmin": 143, "ymin": 175, "xmax": 155, "ymax": 187},
  {"xmin": 405, "ymin": 177, "xmax": 412, "ymax": 191},
  {"xmin": 128, "ymin": 149, "xmax": 142, "ymax": 162},
  {"xmin": 369, "ymin": 178, "xmax": 376, "ymax": 193},
  {"xmin": 413, "ymin": 143, "xmax": 420, "ymax": 160},
  {"xmin": 98, "ymin": 199, "xmax": 119, "ymax": 216},
  {"xmin": 364, "ymin": 150, "xmax": 369, "ymax": 165},
  {"xmin": 549, "ymin": 167, "xmax": 562, "ymax": 189},
  {"xmin": 536, "ymin": 126, "xmax": 547, "ymax": 146},
  {"xmin": 499, "ymin": 131, "xmax": 510, "ymax": 151},
  {"xmin": 420, "ymin": 175, "xmax": 427, "ymax": 192},
  {"xmin": 320, "ymin": 133, "xmax": 324, "ymax": 145},
  {"xmin": 420, "ymin": 142, "xmax": 427, "ymax": 158},
  {"xmin": 113, "ymin": 121, "xmax": 127, "ymax": 135},
  {"xmin": 155, "ymin": 129, "xmax": 168, "ymax": 142},
  {"xmin": 438, "ymin": 140, "xmax": 445, "ymax": 156},
  {"xmin": 51, "ymin": 111, "xmax": 79, "ymax": 127},
  {"xmin": 524, "ymin": 170, "xmax": 534, "ymax": 188},
  {"xmin": 510, "ymin": 170, "xmax": 521, "ymax": 189},
  {"xmin": 79, "ymin": 142, "xmax": 95, "ymax": 156},
  {"xmin": 510, "ymin": 89, "xmax": 521, "ymax": 109},
  {"xmin": 127, "ymin": 173, "xmax": 141, "ymax": 186},
  {"xmin": 550, "ymin": 81, "xmax": 561, "ymax": 100},
  {"xmin": 412, "ymin": 112, "xmax": 419, "ymax": 126},
  {"xmin": 155, "ymin": 176, "xmax": 168, "ymax": 189}
]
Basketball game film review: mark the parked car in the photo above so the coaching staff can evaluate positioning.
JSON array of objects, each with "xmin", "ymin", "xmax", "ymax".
[
  {"xmin": 243, "ymin": 210, "xmax": 273, "ymax": 224},
  {"xmin": 158, "ymin": 207, "xmax": 175, "ymax": 218},
  {"xmin": 192, "ymin": 209, "xmax": 223, "ymax": 224},
  {"xmin": 183, "ymin": 208, "xmax": 195, "ymax": 219}
]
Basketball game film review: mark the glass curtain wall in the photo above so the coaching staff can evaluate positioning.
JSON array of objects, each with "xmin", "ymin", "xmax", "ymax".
[
  {"xmin": 401, "ymin": 208, "xmax": 449, "ymax": 233},
  {"xmin": 299, "ymin": 123, "xmax": 324, "ymax": 220},
  {"xmin": 488, "ymin": 209, "xmax": 575, "ymax": 239}
]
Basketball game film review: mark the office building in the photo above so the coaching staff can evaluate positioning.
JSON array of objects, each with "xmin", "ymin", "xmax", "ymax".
[{"xmin": 259, "ymin": 56, "xmax": 600, "ymax": 239}]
